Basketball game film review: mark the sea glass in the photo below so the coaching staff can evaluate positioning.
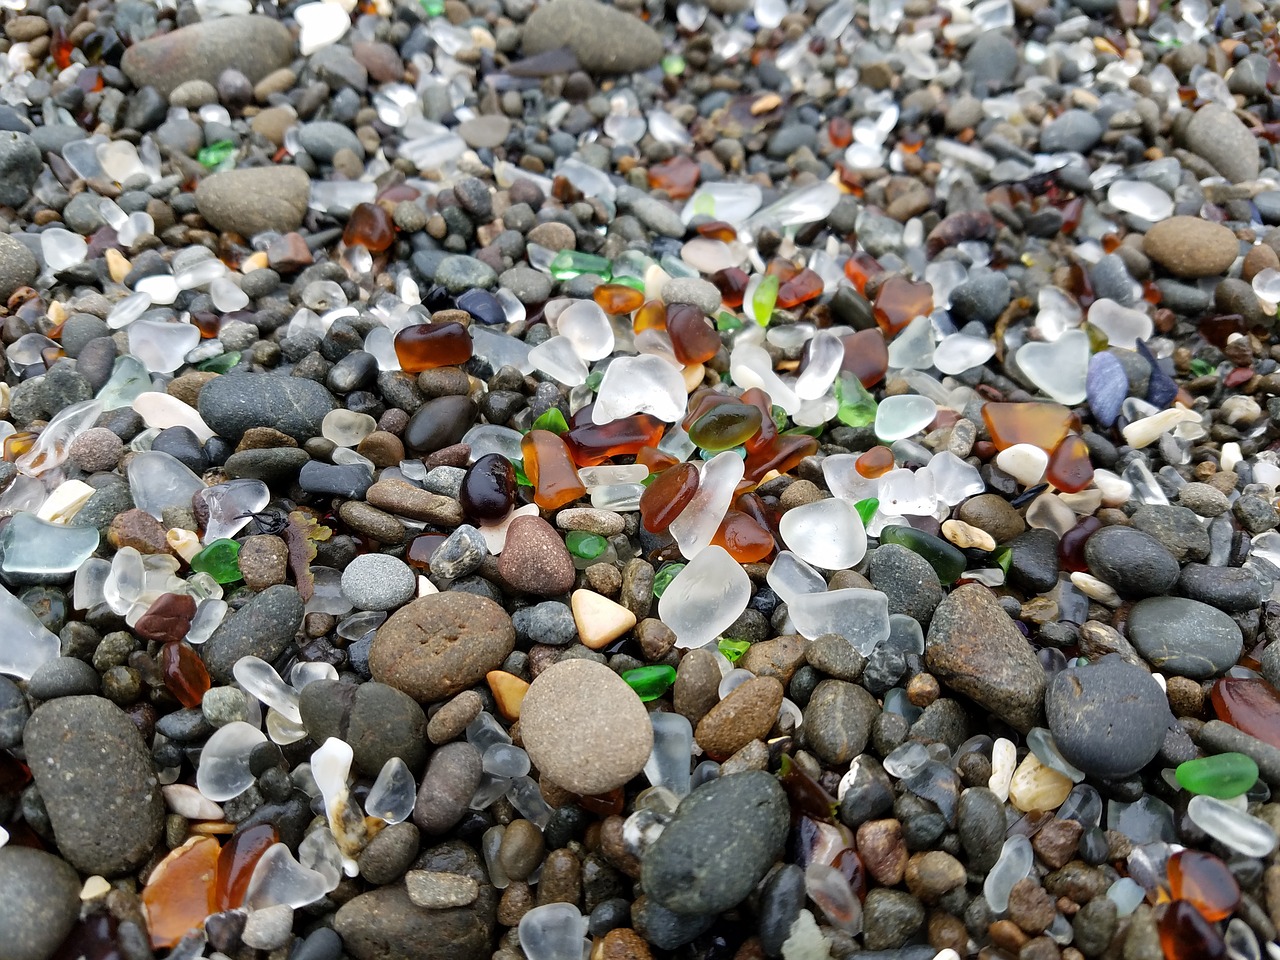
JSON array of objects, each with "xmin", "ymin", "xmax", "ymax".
[
  {"xmin": 1175, "ymin": 753, "xmax": 1259, "ymax": 799},
  {"xmin": 658, "ymin": 545, "xmax": 751, "ymax": 649},
  {"xmin": 982, "ymin": 402, "xmax": 1074, "ymax": 452},
  {"xmin": 1167, "ymin": 849, "xmax": 1240, "ymax": 922}
]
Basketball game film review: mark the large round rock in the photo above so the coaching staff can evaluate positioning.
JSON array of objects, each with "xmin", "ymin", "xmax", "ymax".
[
  {"xmin": 370, "ymin": 593, "xmax": 515, "ymax": 702},
  {"xmin": 641, "ymin": 770, "xmax": 789, "ymax": 916},
  {"xmin": 518, "ymin": 658, "xmax": 653, "ymax": 795},
  {"xmin": 1125, "ymin": 596, "xmax": 1243, "ymax": 679},
  {"xmin": 0, "ymin": 847, "xmax": 82, "ymax": 960},
  {"xmin": 1083, "ymin": 526, "xmax": 1179, "ymax": 598},
  {"xmin": 197, "ymin": 373, "xmax": 335, "ymax": 443},
  {"xmin": 23, "ymin": 696, "xmax": 164, "ymax": 876},
  {"xmin": 1045, "ymin": 654, "xmax": 1169, "ymax": 779}
]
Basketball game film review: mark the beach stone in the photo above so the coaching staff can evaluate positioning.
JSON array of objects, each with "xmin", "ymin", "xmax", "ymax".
[
  {"xmin": 1184, "ymin": 103, "xmax": 1260, "ymax": 183},
  {"xmin": 1125, "ymin": 596, "xmax": 1243, "ymax": 679},
  {"xmin": 198, "ymin": 373, "xmax": 335, "ymax": 443},
  {"xmin": 0, "ymin": 231, "xmax": 37, "ymax": 300},
  {"xmin": 299, "ymin": 679, "xmax": 428, "ymax": 778},
  {"xmin": 925, "ymin": 584, "xmax": 1045, "ymax": 731},
  {"xmin": 519, "ymin": 657, "xmax": 653, "ymax": 795},
  {"xmin": 358, "ymin": 821, "xmax": 420, "ymax": 885},
  {"xmin": 434, "ymin": 255, "xmax": 497, "ymax": 294},
  {"xmin": 370, "ymin": 593, "xmax": 515, "ymax": 702},
  {"xmin": 414, "ymin": 742, "xmax": 483, "ymax": 834},
  {"xmin": 641, "ymin": 771, "xmax": 789, "ymax": 916},
  {"xmin": 1039, "ymin": 110, "xmax": 1103, "ymax": 153},
  {"xmin": 694, "ymin": 676, "xmax": 784, "ymax": 760},
  {"xmin": 336, "ymin": 843, "xmax": 495, "ymax": 960},
  {"xmin": 1178, "ymin": 563, "xmax": 1266, "ymax": 613},
  {"xmin": 1084, "ymin": 526, "xmax": 1179, "ymax": 598},
  {"xmin": 121, "ymin": 15, "xmax": 294, "ymax": 96},
  {"xmin": 1003, "ymin": 528, "xmax": 1061, "ymax": 595},
  {"xmin": 868, "ymin": 544, "xmax": 943, "ymax": 626},
  {"xmin": 957, "ymin": 493, "xmax": 1025, "ymax": 542},
  {"xmin": 861, "ymin": 889, "xmax": 926, "ymax": 950},
  {"xmin": 0, "ymin": 132, "xmax": 39, "ymax": 208},
  {"xmin": 1142, "ymin": 216, "xmax": 1238, "ymax": 279},
  {"xmin": 201, "ymin": 584, "xmax": 304, "ymax": 684},
  {"xmin": 497, "ymin": 516, "xmax": 575, "ymax": 596},
  {"xmin": 522, "ymin": 0, "xmax": 664, "ymax": 74},
  {"xmin": 1045, "ymin": 654, "xmax": 1169, "ymax": 779},
  {"xmin": 23, "ymin": 696, "xmax": 164, "ymax": 876},
  {"xmin": 964, "ymin": 32, "xmax": 1019, "ymax": 90},
  {"xmin": 1131, "ymin": 505, "xmax": 1210, "ymax": 562},
  {"xmin": 457, "ymin": 115, "xmax": 511, "ymax": 149},
  {"xmin": 341, "ymin": 554, "xmax": 417, "ymax": 611},
  {"xmin": 802, "ymin": 679, "xmax": 880, "ymax": 765},
  {"xmin": 195, "ymin": 166, "xmax": 311, "ymax": 238},
  {"xmin": 0, "ymin": 847, "xmax": 82, "ymax": 960}
]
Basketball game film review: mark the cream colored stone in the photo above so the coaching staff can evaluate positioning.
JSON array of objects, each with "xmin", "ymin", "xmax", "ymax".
[
  {"xmin": 989, "ymin": 737, "xmax": 1017, "ymax": 803},
  {"xmin": 941, "ymin": 518, "xmax": 995, "ymax": 552},
  {"xmin": 1008, "ymin": 752, "xmax": 1073, "ymax": 813},
  {"xmin": 486, "ymin": 669, "xmax": 529, "ymax": 722},
  {"xmin": 571, "ymin": 588, "xmax": 637, "ymax": 649}
]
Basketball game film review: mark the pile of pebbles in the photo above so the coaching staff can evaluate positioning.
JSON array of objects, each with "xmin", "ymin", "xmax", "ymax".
[{"xmin": 1, "ymin": 0, "xmax": 1280, "ymax": 958}]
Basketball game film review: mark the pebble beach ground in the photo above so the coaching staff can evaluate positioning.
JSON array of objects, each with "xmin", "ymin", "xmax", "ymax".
[{"xmin": 2, "ymin": 0, "xmax": 1280, "ymax": 958}]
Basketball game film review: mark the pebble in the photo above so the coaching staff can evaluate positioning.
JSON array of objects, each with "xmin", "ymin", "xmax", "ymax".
[
  {"xmin": 0, "ymin": 132, "xmax": 39, "ymax": 208},
  {"xmin": 1045, "ymin": 654, "xmax": 1169, "ymax": 779},
  {"xmin": 1177, "ymin": 562, "xmax": 1266, "ymax": 613},
  {"xmin": 801, "ymin": 678, "xmax": 880, "ymax": 765},
  {"xmin": 1039, "ymin": 109, "xmax": 1103, "ymax": 153},
  {"xmin": 518, "ymin": 657, "xmax": 653, "ymax": 795},
  {"xmin": 414, "ymin": 742, "xmax": 483, "ymax": 834},
  {"xmin": 201, "ymin": 584, "xmax": 303, "ymax": 684},
  {"xmin": 371, "ymin": 593, "xmax": 515, "ymax": 702},
  {"xmin": 924, "ymin": 584, "xmax": 1045, "ymax": 731},
  {"xmin": 0, "ymin": 232, "xmax": 38, "ymax": 301},
  {"xmin": 198, "ymin": 373, "xmax": 335, "ymax": 443},
  {"xmin": 1183, "ymin": 103, "xmax": 1261, "ymax": 183},
  {"xmin": 1125, "ymin": 596, "xmax": 1243, "ymax": 679},
  {"xmin": 640, "ymin": 771, "xmax": 789, "ymax": 915},
  {"xmin": 496, "ymin": 516, "xmax": 576, "ymax": 596},
  {"xmin": 1083, "ymin": 526, "xmax": 1179, "ymax": 598},
  {"xmin": 0, "ymin": 848, "xmax": 82, "ymax": 960},
  {"xmin": 694, "ymin": 675, "xmax": 783, "ymax": 759},
  {"xmin": 341, "ymin": 553, "xmax": 417, "ymax": 611},
  {"xmin": 521, "ymin": 0, "xmax": 664, "ymax": 74},
  {"xmin": 1142, "ymin": 216, "xmax": 1239, "ymax": 278},
  {"xmin": 867, "ymin": 544, "xmax": 943, "ymax": 626},
  {"xmin": 194, "ymin": 166, "xmax": 312, "ymax": 238},
  {"xmin": 23, "ymin": 696, "xmax": 164, "ymax": 876},
  {"xmin": 120, "ymin": 15, "xmax": 294, "ymax": 96},
  {"xmin": 299, "ymin": 679, "xmax": 428, "ymax": 777},
  {"xmin": 358, "ymin": 821, "xmax": 421, "ymax": 885}
]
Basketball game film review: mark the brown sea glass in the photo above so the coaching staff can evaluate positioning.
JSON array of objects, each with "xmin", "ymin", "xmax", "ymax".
[
  {"xmin": 840, "ymin": 329, "xmax": 889, "ymax": 388},
  {"xmin": 593, "ymin": 283, "xmax": 645, "ymax": 315},
  {"xmin": 667, "ymin": 304, "xmax": 721, "ymax": 365},
  {"xmin": 981, "ymin": 402, "xmax": 1074, "ymax": 452},
  {"xmin": 1157, "ymin": 900, "xmax": 1226, "ymax": 960},
  {"xmin": 640, "ymin": 463, "xmax": 699, "ymax": 533},
  {"xmin": 1047, "ymin": 434, "xmax": 1094, "ymax": 493},
  {"xmin": 647, "ymin": 155, "xmax": 700, "ymax": 199},
  {"xmin": 141, "ymin": 836, "xmax": 220, "ymax": 949},
  {"xmin": 134, "ymin": 593, "xmax": 198, "ymax": 644},
  {"xmin": 161, "ymin": 641, "xmax": 210, "ymax": 708},
  {"xmin": 873, "ymin": 275, "xmax": 933, "ymax": 336},
  {"xmin": 406, "ymin": 533, "xmax": 447, "ymax": 571},
  {"xmin": 393, "ymin": 322, "xmax": 473, "ymax": 373},
  {"xmin": 633, "ymin": 299, "xmax": 667, "ymax": 333},
  {"xmin": 343, "ymin": 203, "xmax": 395, "ymax": 253},
  {"xmin": 215, "ymin": 824, "xmax": 278, "ymax": 911},
  {"xmin": 564, "ymin": 415, "xmax": 665, "ymax": 467},
  {"xmin": 745, "ymin": 434, "xmax": 818, "ymax": 484},
  {"xmin": 1211, "ymin": 678, "xmax": 1280, "ymax": 749},
  {"xmin": 843, "ymin": 252, "xmax": 884, "ymax": 295},
  {"xmin": 712, "ymin": 267, "xmax": 750, "ymax": 309},
  {"xmin": 521, "ymin": 430, "xmax": 587, "ymax": 510},
  {"xmin": 711, "ymin": 509, "xmax": 774, "ymax": 562},
  {"xmin": 1059, "ymin": 516, "xmax": 1102, "ymax": 573},
  {"xmin": 856, "ymin": 445, "xmax": 895, "ymax": 478},
  {"xmin": 1167, "ymin": 850, "xmax": 1239, "ymax": 922},
  {"xmin": 460, "ymin": 453, "xmax": 517, "ymax": 523},
  {"xmin": 777, "ymin": 268, "xmax": 824, "ymax": 309}
]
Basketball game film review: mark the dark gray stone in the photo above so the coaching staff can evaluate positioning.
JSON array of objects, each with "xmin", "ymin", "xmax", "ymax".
[
  {"xmin": 23, "ymin": 696, "xmax": 164, "ymax": 876},
  {"xmin": 1039, "ymin": 109, "xmax": 1103, "ymax": 153},
  {"xmin": 27, "ymin": 657, "xmax": 100, "ymax": 700},
  {"xmin": 1084, "ymin": 525, "xmax": 1179, "ymax": 598},
  {"xmin": 641, "ymin": 771, "xmax": 789, "ymax": 916},
  {"xmin": 1131, "ymin": 505, "xmax": 1211, "ymax": 562},
  {"xmin": 198, "ymin": 373, "xmax": 336, "ymax": 443},
  {"xmin": 957, "ymin": 787, "xmax": 1005, "ymax": 873},
  {"xmin": 521, "ymin": 0, "xmax": 664, "ymax": 74},
  {"xmin": 0, "ymin": 232, "xmax": 37, "ymax": 300},
  {"xmin": 299, "ymin": 679, "xmax": 428, "ymax": 778},
  {"xmin": 1045, "ymin": 654, "xmax": 1169, "ymax": 778},
  {"xmin": 201, "ymin": 584, "xmax": 303, "ymax": 684},
  {"xmin": 1178, "ymin": 563, "xmax": 1266, "ymax": 614},
  {"xmin": 867, "ymin": 544, "xmax": 943, "ymax": 627},
  {"xmin": 1003, "ymin": 528, "xmax": 1061, "ymax": 595},
  {"xmin": 1125, "ymin": 596, "xmax": 1243, "ymax": 679},
  {"xmin": 0, "ymin": 132, "xmax": 40, "ymax": 207},
  {"xmin": 0, "ymin": 847, "xmax": 82, "ymax": 960},
  {"xmin": 414, "ymin": 742, "xmax": 482, "ymax": 835},
  {"xmin": 801, "ymin": 679, "xmax": 880, "ymax": 766}
]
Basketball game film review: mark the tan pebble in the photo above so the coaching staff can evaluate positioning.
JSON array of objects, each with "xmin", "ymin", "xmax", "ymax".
[
  {"xmin": 427, "ymin": 689, "xmax": 484, "ymax": 744},
  {"xmin": 857, "ymin": 818, "xmax": 907, "ymax": 886},
  {"xmin": 571, "ymin": 589, "xmax": 636, "ymax": 650},
  {"xmin": 694, "ymin": 676, "xmax": 784, "ymax": 760},
  {"xmin": 941, "ymin": 518, "xmax": 995, "ymax": 552},
  {"xmin": 1008, "ymin": 753, "xmax": 1073, "ymax": 813},
  {"xmin": 601, "ymin": 928, "xmax": 653, "ymax": 960},
  {"xmin": 681, "ymin": 362, "xmax": 704, "ymax": 392},
  {"xmin": 105, "ymin": 248, "xmax": 131, "ymax": 283},
  {"xmin": 80, "ymin": 876, "xmax": 111, "ymax": 901},
  {"xmin": 486, "ymin": 670, "xmax": 529, "ymax": 721},
  {"xmin": 241, "ymin": 251, "xmax": 270, "ymax": 271},
  {"xmin": 751, "ymin": 92, "xmax": 782, "ymax": 114}
]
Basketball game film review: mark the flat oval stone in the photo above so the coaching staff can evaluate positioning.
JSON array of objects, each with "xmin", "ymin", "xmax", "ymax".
[
  {"xmin": 1045, "ymin": 654, "xmax": 1169, "ymax": 779},
  {"xmin": 370, "ymin": 593, "xmax": 515, "ymax": 702},
  {"xmin": 1125, "ymin": 596, "xmax": 1243, "ymax": 680},
  {"xmin": 694, "ymin": 675, "xmax": 784, "ymax": 760},
  {"xmin": 1083, "ymin": 526, "xmax": 1179, "ymax": 598},
  {"xmin": 299, "ymin": 679, "xmax": 428, "ymax": 778},
  {"xmin": 198, "ymin": 373, "xmax": 335, "ymax": 443},
  {"xmin": 0, "ymin": 847, "xmax": 82, "ymax": 960},
  {"xmin": 194, "ymin": 166, "xmax": 311, "ymax": 238},
  {"xmin": 641, "ymin": 770, "xmax": 789, "ymax": 916},
  {"xmin": 518, "ymin": 658, "xmax": 653, "ymax": 795},
  {"xmin": 201, "ymin": 584, "xmax": 304, "ymax": 684},
  {"xmin": 23, "ymin": 696, "xmax": 164, "ymax": 876},
  {"xmin": 121, "ymin": 15, "xmax": 294, "ymax": 95}
]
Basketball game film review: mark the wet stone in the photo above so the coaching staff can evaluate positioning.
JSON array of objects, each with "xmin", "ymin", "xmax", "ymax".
[
  {"xmin": 299, "ymin": 679, "xmax": 428, "ymax": 777},
  {"xmin": 0, "ymin": 847, "xmax": 82, "ymax": 960},
  {"xmin": 198, "ymin": 373, "xmax": 336, "ymax": 443},
  {"xmin": 201, "ymin": 585, "xmax": 303, "ymax": 684},
  {"xmin": 802, "ymin": 678, "xmax": 880, "ymax": 766},
  {"xmin": 1125, "ymin": 596, "xmax": 1243, "ymax": 679},
  {"xmin": 1083, "ymin": 526, "xmax": 1179, "ymax": 598}
]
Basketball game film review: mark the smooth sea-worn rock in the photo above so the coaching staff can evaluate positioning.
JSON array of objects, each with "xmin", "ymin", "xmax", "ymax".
[
  {"xmin": 194, "ymin": 165, "xmax": 311, "ymax": 238},
  {"xmin": 1083, "ymin": 526, "xmax": 1179, "ymax": 598},
  {"xmin": 521, "ymin": 0, "xmax": 664, "ymax": 73},
  {"xmin": 198, "ymin": 372, "xmax": 336, "ymax": 443},
  {"xmin": 299, "ymin": 679, "xmax": 428, "ymax": 778},
  {"xmin": 925, "ymin": 584, "xmax": 1045, "ymax": 731},
  {"xmin": 121, "ymin": 15, "xmax": 295, "ymax": 96},
  {"xmin": 641, "ymin": 771, "xmax": 789, "ymax": 915},
  {"xmin": 201, "ymin": 584, "xmax": 304, "ymax": 684},
  {"xmin": 1125, "ymin": 596, "xmax": 1243, "ymax": 679},
  {"xmin": 0, "ymin": 847, "xmax": 82, "ymax": 960},
  {"xmin": 23, "ymin": 696, "xmax": 164, "ymax": 876}
]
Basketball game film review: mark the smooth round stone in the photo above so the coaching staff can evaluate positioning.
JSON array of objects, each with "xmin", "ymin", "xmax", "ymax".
[
  {"xmin": 1039, "ymin": 109, "xmax": 1103, "ymax": 153},
  {"xmin": 201, "ymin": 584, "xmax": 304, "ymax": 684},
  {"xmin": 1125, "ymin": 597, "xmax": 1243, "ymax": 680},
  {"xmin": 521, "ymin": 0, "xmax": 663, "ymax": 74},
  {"xmin": 197, "ymin": 373, "xmax": 336, "ymax": 443},
  {"xmin": 193, "ymin": 165, "xmax": 310, "ymax": 237},
  {"xmin": 23, "ymin": 696, "xmax": 165, "ymax": 876},
  {"xmin": 1045, "ymin": 654, "xmax": 1168, "ymax": 779},
  {"xmin": 1083, "ymin": 526, "xmax": 1178, "ymax": 598},
  {"xmin": 370, "ymin": 593, "xmax": 515, "ymax": 703},
  {"xmin": 1142, "ymin": 216, "xmax": 1238, "ymax": 279},
  {"xmin": 0, "ymin": 847, "xmax": 82, "ymax": 960},
  {"xmin": 518, "ymin": 658, "xmax": 653, "ymax": 795},
  {"xmin": 994, "ymin": 443, "xmax": 1048, "ymax": 487},
  {"xmin": 641, "ymin": 771, "xmax": 789, "ymax": 916},
  {"xmin": 299, "ymin": 679, "xmax": 428, "ymax": 778},
  {"xmin": 341, "ymin": 554, "xmax": 417, "ymax": 611}
]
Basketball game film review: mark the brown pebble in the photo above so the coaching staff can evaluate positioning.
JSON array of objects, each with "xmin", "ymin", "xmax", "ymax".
[
  {"xmin": 107, "ymin": 509, "xmax": 172, "ymax": 554},
  {"xmin": 237, "ymin": 535, "xmax": 288, "ymax": 591},
  {"xmin": 857, "ymin": 819, "xmax": 907, "ymax": 886},
  {"xmin": 719, "ymin": 739, "xmax": 770, "ymax": 775},
  {"xmin": 165, "ymin": 371, "xmax": 217, "ymax": 407},
  {"xmin": 496, "ymin": 880, "xmax": 533, "ymax": 927},
  {"xmin": 907, "ymin": 673, "xmax": 940, "ymax": 708},
  {"xmin": 366, "ymin": 479, "xmax": 464, "ymax": 527},
  {"xmin": 601, "ymin": 928, "xmax": 653, "ymax": 960},
  {"xmin": 498, "ymin": 819, "xmax": 545, "ymax": 882},
  {"xmin": 356, "ymin": 430, "xmax": 405, "ymax": 467},
  {"xmin": 694, "ymin": 676, "xmax": 784, "ymax": 760},
  {"xmin": 738, "ymin": 635, "xmax": 806, "ymax": 684},
  {"xmin": 904, "ymin": 851, "xmax": 966, "ymax": 903},
  {"xmin": 1166, "ymin": 675, "xmax": 1204, "ymax": 717},
  {"xmin": 1032, "ymin": 818, "xmax": 1083, "ymax": 870},
  {"xmin": 235, "ymin": 426, "xmax": 297, "ymax": 452},
  {"xmin": 496, "ymin": 516, "xmax": 575, "ymax": 596},
  {"xmin": 989, "ymin": 918, "xmax": 1030, "ymax": 952},
  {"xmin": 928, "ymin": 911, "xmax": 969, "ymax": 954},
  {"xmin": 673, "ymin": 648, "xmax": 722, "ymax": 726},
  {"xmin": 1244, "ymin": 243, "xmax": 1280, "ymax": 283},
  {"xmin": 68, "ymin": 427, "xmax": 123, "ymax": 472},
  {"xmin": 424, "ymin": 443, "xmax": 471, "ymax": 469},
  {"xmin": 583, "ymin": 562, "xmax": 622, "ymax": 598},
  {"xmin": 635, "ymin": 619, "xmax": 676, "ymax": 660},
  {"xmin": 1008, "ymin": 877, "xmax": 1056, "ymax": 935},
  {"xmin": 619, "ymin": 558, "xmax": 654, "ymax": 620},
  {"xmin": 599, "ymin": 816, "xmax": 640, "ymax": 878},
  {"xmin": 338, "ymin": 501, "xmax": 405, "ymax": 544},
  {"xmin": 427, "ymin": 690, "xmax": 484, "ymax": 744},
  {"xmin": 535, "ymin": 848, "xmax": 581, "ymax": 907}
]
